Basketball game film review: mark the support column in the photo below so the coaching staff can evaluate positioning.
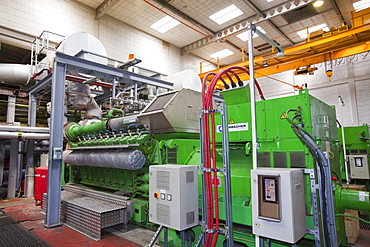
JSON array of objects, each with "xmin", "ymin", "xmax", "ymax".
[
  {"xmin": 7, "ymin": 139, "xmax": 19, "ymax": 199},
  {"xmin": 45, "ymin": 60, "xmax": 66, "ymax": 228}
]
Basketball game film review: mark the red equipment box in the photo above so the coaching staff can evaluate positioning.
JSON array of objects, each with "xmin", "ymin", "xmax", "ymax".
[{"xmin": 34, "ymin": 166, "xmax": 48, "ymax": 206}]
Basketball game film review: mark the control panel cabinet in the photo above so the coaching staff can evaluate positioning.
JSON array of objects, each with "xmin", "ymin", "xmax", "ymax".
[
  {"xmin": 149, "ymin": 165, "xmax": 198, "ymax": 231},
  {"xmin": 251, "ymin": 168, "xmax": 306, "ymax": 244},
  {"xmin": 348, "ymin": 155, "xmax": 370, "ymax": 179}
]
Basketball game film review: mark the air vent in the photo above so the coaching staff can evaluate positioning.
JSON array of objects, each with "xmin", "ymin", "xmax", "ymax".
[
  {"xmin": 258, "ymin": 152, "xmax": 271, "ymax": 167},
  {"xmin": 168, "ymin": 148, "xmax": 178, "ymax": 164},
  {"xmin": 157, "ymin": 170, "xmax": 170, "ymax": 190},
  {"xmin": 186, "ymin": 211, "xmax": 195, "ymax": 225},
  {"xmin": 186, "ymin": 171, "xmax": 194, "ymax": 183},
  {"xmin": 290, "ymin": 152, "xmax": 306, "ymax": 168},
  {"xmin": 157, "ymin": 203, "xmax": 170, "ymax": 225},
  {"xmin": 274, "ymin": 152, "xmax": 287, "ymax": 168},
  {"xmin": 282, "ymin": 5, "xmax": 317, "ymax": 24}
]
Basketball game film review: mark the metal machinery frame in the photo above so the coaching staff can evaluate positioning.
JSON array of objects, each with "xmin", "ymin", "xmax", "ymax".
[{"xmin": 28, "ymin": 52, "xmax": 173, "ymax": 227}]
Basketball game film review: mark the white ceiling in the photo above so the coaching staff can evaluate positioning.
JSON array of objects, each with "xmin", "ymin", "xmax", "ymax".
[{"xmin": 74, "ymin": 0, "xmax": 358, "ymax": 66}]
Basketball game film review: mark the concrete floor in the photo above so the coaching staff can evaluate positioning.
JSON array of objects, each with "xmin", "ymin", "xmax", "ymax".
[{"xmin": 1, "ymin": 197, "xmax": 370, "ymax": 247}]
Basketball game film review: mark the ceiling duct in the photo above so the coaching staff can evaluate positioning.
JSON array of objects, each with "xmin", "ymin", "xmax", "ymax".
[{"xmin": 282, "ymin": 5, "xmax": 318, "ymax": 24}]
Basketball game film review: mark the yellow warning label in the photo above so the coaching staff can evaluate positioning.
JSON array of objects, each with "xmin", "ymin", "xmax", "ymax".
[
  {"xmin": 229, "ymin": 118, "xmax": 235, "ymax": 124},
  {"xmin": 280, "ymin": 112, "xmax": 287, "ymax": 119}
]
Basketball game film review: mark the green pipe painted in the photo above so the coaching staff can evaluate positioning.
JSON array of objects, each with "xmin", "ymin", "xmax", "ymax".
[
  {"xmin": 336, "ymin": 184, "xmax": 370, "ymax": 211},
  {"xmin": 65, "ymin": 120, "xmax": 108, "ymax": 142}
]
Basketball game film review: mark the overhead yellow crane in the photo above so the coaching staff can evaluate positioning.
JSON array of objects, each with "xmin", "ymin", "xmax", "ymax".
[{"xmin": 199, "ymin": 10, "xmax": 370, "ymax": 83}]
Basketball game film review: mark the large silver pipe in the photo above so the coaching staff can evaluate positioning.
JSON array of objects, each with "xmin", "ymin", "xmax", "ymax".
[
  {"xmin": 0, "ymin": 132, "xmax": 50, "ymax": 139},
  {"xmin": 63, "ymin": 149, "xmax": 146, "ymax": 170},
  {"xmin": 0, "ymin": 125, "xmax": 49, "ymax": 133},
  {"xmin": 0, "ymin": 64, "xmax": 33, "ymax": 85}
]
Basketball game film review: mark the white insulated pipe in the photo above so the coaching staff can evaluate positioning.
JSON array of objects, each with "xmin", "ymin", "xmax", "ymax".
[
  {"xmin": 0, "ymin": 132, "xmax": 49, "ymax": 139},
  {"xmin": 0, "ymin": 64, "xmax": 33, "ymax": 85},
  {"xmin": 0, "ymin": 125, "xmax": 49, "ymax": 133}
]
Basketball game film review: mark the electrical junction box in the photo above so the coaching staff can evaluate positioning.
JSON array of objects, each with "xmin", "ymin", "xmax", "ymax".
[
  {"xmin": 251, "ymin": 168, "xmax": 306, "ymax": 244},
  {"xmin": 149, "ymin": 165, "xmax": 198, "ymax": 231},
  {"xmin": 348, "ymin": 155, "xmax": 370, "ymax": 179}
]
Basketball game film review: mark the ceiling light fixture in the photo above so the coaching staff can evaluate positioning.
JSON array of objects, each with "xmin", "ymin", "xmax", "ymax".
[
  {"xmin": 210, "ymin": 49, "xmax": 234, "ymax": 59},
  {"xmin": 313, "ymin": 0, "xmax": 324, "ymax": 7},
  {"xmin": 353, "ymin": 0, "xmax": 370, "ymax": 11},
  {"xmin": 209, "ymin": 4, "xmax": 243, "ymax": 25},
  {"xmin": 150, "ymin": 16, "xmax": 180, "ymax": 33}
]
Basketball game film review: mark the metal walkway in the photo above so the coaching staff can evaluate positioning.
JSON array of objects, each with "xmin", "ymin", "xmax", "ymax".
[{"xmin": 0, "ymin": 210, "xmax": 50, "ymax": 247}]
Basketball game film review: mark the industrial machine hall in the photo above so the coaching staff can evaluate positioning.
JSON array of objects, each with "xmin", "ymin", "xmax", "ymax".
[{"xmin": 2, "ymin": 0, "xmax": 370, "ymax": 246}]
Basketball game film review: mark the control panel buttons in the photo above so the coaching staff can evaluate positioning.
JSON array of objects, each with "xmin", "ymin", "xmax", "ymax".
[
  {"xmin": 167, "ymin": 194, "xmax": 172, "ymax": 201},
  {"xmin": 154, "ymin": 192, "xmax": 160, "ymax": 199}
]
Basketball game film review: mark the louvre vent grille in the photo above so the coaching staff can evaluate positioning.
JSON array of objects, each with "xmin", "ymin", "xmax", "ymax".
[
  {"xmin": 168, "ymin": 148, "xmax": 178, "ymax": 164},
  {"xmin": 144, "ymin": 92, "xmax": 176, "ymax": 113},
  {"xmin": 290, "ymin": 152, "xmax": 306, "ymax": 168},
  {"xmin": 258, "ymin": 152, "xmax": 271, "ymax": 167},
  {"xmin": 186, "ymin": 171, "xmax": 194, "ymax": 183},
  {"xmin": 157, "ymin": 171, "xmax": 170, "ymax": 190},
  {"xmin": 274, "ymin": 152, "xmax": 287, "ymax": 168},
  {"xmin": 186, "ymin": 211, "xmax": 195, "ymax": 225},
  {"xmin": 157, "ymin": 203, "xmax": 170, "ymax": 225}
]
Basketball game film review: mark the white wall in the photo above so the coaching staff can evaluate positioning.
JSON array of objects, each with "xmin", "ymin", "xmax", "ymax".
[
  {"xmin": 0, "ymin": 0, "xmax": 203, "ymax": 76},
  {"xmin": 256, "ymin": 53, "xmax": 370, "ymax": 127}
]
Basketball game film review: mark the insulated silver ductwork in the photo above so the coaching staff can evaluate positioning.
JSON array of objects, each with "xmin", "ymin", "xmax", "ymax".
[
  {"xmin": 66, "ymin": 80, "xmax": 102, "ymax": 119},
  {"xmin": 63, "ymin": 149, "xmax": 146, "ymax": 170},
  {"xmin": 0, "ymin": 132, "xmax": 49, "ymax": 139},
  {"xmin": 0, "ymin": 64, "xmax": 33, "ymax": 85}
]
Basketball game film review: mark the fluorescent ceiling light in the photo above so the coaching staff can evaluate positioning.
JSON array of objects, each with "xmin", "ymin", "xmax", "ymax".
[
  {"xmin": 236, "ymin": 26, "xmax": 266, "ymax": 41},
  {"xmin": 267, "ymin": 0, "xmax": 273, "ymax": 2},
  {"xmin": 209, "ymin": 4, "xmax": 243, "ymax": 25},
  {"xmin": 296, "ymin": 23, "xmax": 330, "ymax": 39},
  {"xmin": 150, "ymin": 16, "xmax": 180, "ymax": 33},
  {"xmin": 210, "ymin": 49, "xmax": 234, "ymax": 59},
  {"xmin": 353, "ymin": 0, "xmax": 370, "ymax": 11}
]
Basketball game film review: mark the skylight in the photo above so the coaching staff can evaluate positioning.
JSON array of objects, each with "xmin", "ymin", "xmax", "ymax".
[
  {"xmin": 236, "ymin": 26, "xmax": 267, "ymax": 41},
  {"xmin": 296, "ymin": 23, "xmax": 330, "ymax": 39},
  {"xmin": 150, "ymin": 16, "xmax": 180, "ymax": 33},
  {"xmin": 209, "ymin": 4, "xmax": 243, "ymax": 25},
  {"xmin": 353, "ymin": 0, "xmax": 370, "ymax": 11},
  {"xmin": 210, "ymin": 49, "xmax": 234, "ymax": 59}
]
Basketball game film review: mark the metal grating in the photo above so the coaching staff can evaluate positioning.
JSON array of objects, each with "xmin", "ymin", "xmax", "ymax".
[
  {"xmin": 157, "ymin": 170, "xmax": 170, "ymax": 190},
  {"xmin": 274, "ymin": 152, "xmax": 287, "ymax": 168},
  {"xmin": 156, "ymin": 203, "xmax": 170, "ymax": 225},
  {"xmin": 0, "ymin": 210, "xmax": 50, "ymax": 247},
  {"xmin": 360, "ymin": 211, "xmax": 370, "ymax": 230},
  {"xmin": 186, "ymin": 211, "xmax": 195, "ymax": 225}
]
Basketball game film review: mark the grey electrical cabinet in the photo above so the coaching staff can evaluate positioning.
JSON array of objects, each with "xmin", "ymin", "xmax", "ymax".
[
  {"xmin": 348, "ymin": 155, "xmax": 370, "ymax": 179},
  {"xmin": 251, "ymin": 168, "xmax": 306, "ymax": 244},
  {"xmin": 149, "ymin": 165, "xmax": 199, "ymax": 231}
]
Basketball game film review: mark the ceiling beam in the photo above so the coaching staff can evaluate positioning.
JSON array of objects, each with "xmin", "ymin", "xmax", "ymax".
[
  {"xmin": 241, "ymin": 0, "xmax": 294, "ymax": 46},
  {"xmin": 96, "ymin": 0, "xmax": 121, "ymax": 19},
  {"xmin": 328, "ymin": 0, "xmax": 346, "ymax": 25},
  {"xmin": 181, "ymin": 0, "xmax": 315, "ymax": 55},
  {"xmin": 151, "ymin": 0, "xmax": 215, "ymax": 36}
]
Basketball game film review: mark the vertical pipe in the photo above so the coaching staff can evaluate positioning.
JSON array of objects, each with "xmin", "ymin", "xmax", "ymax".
[
  {"xmin": 341, "ymin": 125, "xmax": 349, "ymax": 184},
  {"xmin": 200, "ymin": 62, "xmax": 203, "ymax": 74},
  {"xmin": 16, "ymin": 140, "xmax": 23, "ymax": 191},
  {"xmin": 25, "ymin": 92, "xmax": 38, "ymax": 198},
  {"xmin": 163, "ymin": 227, "xmax": 168, "ymax": 247},
  {"xmin": 248, "ymin": 23, "xmax": 260, "ymax": 247},
  {"xmin": 8, "ymin": 139, "xmax": 19, "ymax": 199},
  {"xmin": 6, "ymin": 95, "xmax": 16, "ymax": 124},
  {"xmin": 45, "ymin": 59, "xmax": 66, "ymax": 228},
  {"xmin": 134, "ymin": 83, "xmax": 138, "ymax": 101},
  {"xmin": 221, "ymin": 103, "xmax": 234, "ymax": 247},
  {"xmin": 112, "ymin": 79, "xmax": 117, "ymax": 99}
]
